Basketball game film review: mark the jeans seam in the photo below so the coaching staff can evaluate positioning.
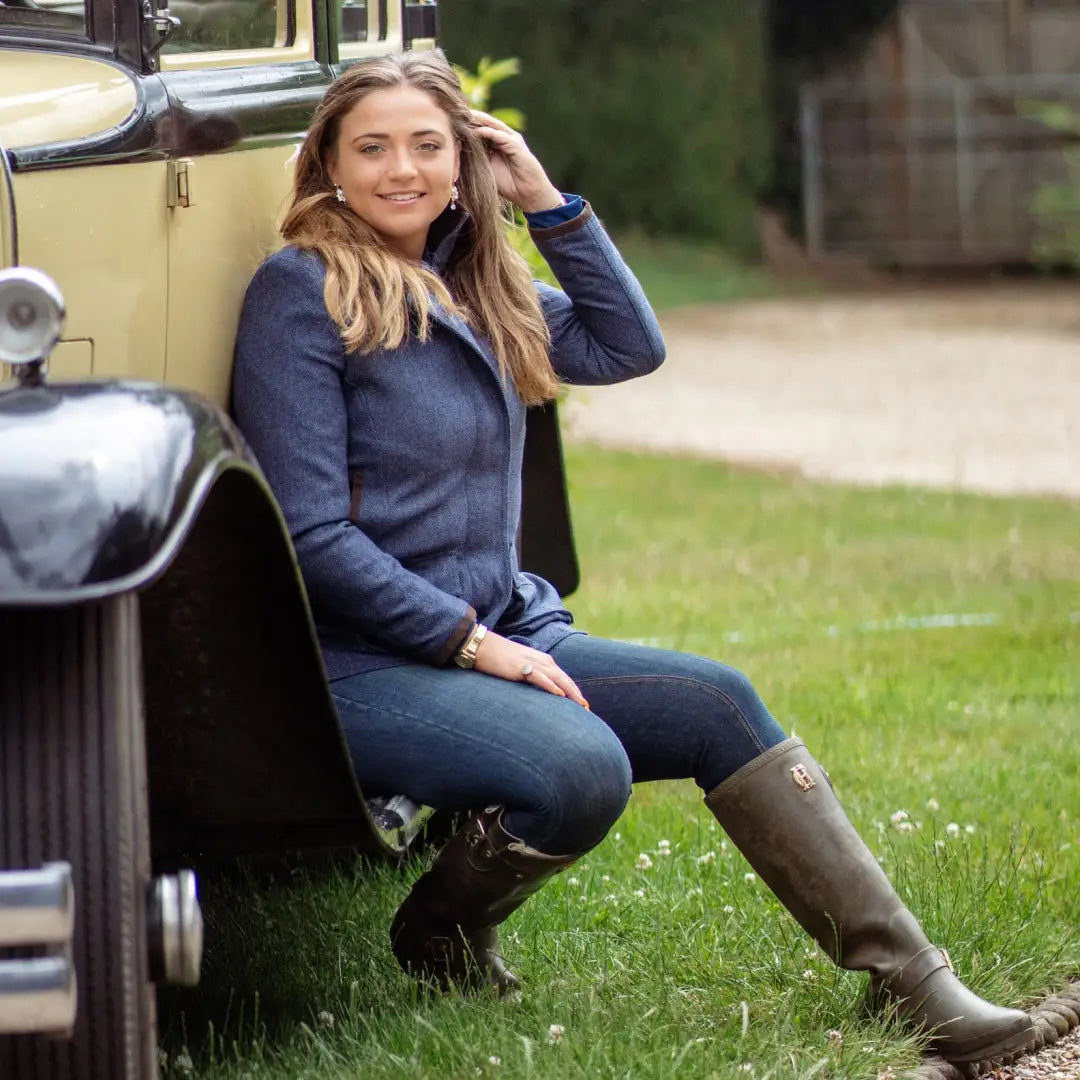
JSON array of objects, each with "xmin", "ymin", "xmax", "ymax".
[{"xmin": 573, "ymin": 674, "xmax": 770, "ymax": 756}]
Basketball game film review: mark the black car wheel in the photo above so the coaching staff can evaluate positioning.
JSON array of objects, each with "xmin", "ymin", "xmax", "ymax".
[{"xmin": 0, "ymin": 595, "xmax": 157, "ymax": 1080}]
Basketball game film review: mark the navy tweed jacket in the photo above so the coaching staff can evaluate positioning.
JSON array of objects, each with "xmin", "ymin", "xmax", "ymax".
[{"xmin": 232, "ymin": 203, "xmax": 664, "ymax": 680}]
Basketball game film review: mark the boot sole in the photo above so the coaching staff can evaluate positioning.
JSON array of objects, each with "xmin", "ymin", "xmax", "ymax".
[{"xmin": 933, "ymin": 1017, "xmax": 1036, "ymax": 1064}]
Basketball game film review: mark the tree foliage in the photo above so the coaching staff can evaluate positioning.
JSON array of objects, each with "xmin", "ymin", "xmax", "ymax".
[
  {"xmin": 441, "ymin": 0, "xmax": 773, "ymax": 256},
  {"xmin": 442, "ymin": 0, "xmax": 902, "ymax": 249},
  {"xmin": 1022, "ymin": 102, "xmax": 1080, "ymax": 268}
]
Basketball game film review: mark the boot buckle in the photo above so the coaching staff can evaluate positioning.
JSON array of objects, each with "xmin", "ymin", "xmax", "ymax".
[{"xmin": 790, "ymin": 763, "xmax": 816, "ymax": 791}]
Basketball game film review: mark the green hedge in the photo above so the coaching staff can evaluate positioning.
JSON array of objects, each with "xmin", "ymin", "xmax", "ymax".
[{"xmin": 440, "ymin": 0, "xmax": 772, "ymax": 257}]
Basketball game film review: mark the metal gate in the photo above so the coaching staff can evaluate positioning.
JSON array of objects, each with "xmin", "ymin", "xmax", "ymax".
[{"xmin": 799, "ymin": 0, "xmax": 1080, "ymax": 268}]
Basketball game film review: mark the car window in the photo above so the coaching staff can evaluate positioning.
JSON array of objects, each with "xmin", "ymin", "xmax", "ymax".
[
  {"xmin": 337, "ymin": 0, "xmax": 403, "ymax": 60},
  {"xmin": 338, "ymin": 0, "xmax": 368, "ymax": 44},
  {"xmin": 162, "ymin": 0, "xmax": 287, "ymax": 54},
  {"xmin": 0, "ymin": 0, "xmax": 87, "ymax": 37}
]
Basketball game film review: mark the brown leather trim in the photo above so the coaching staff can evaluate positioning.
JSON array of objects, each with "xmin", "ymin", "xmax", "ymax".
[
  {"xmin": 434, "ymin": 606, "xmax": 478, "ymax": 666},
  {"xmin": 348, "ymin": 471, "xmax": 363, "ymax": 524},
  {"xmin": 527, "ymin": 202, "xmax": 595, "ymax": 241}
]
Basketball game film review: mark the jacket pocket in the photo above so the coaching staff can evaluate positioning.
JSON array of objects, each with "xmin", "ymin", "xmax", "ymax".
[{"xmin": 348, "ymin": 471, "xmax": 364, "ymax": 524}]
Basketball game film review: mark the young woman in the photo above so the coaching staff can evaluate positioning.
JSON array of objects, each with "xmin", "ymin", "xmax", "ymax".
[{"xmin": 231, "ymin": 51, "xmax": 1034, "ymax": 1066}]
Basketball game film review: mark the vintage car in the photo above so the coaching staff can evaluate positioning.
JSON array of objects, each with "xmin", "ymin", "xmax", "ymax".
[{"xmin": 0, "ymin": 1, "xmax": 579, "ymax": 1076}]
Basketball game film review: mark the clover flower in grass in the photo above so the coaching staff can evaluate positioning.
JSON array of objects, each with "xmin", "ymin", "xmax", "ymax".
[
  {"xmin": 946, "ymin": 822, "xmax": 961, "ymax": 838},
  {"xmin": 894, "ymin": 821, "xmax": 914, "ymax": 835},
  {"xmin": 657, "ymin": 839, "xmax": 672, "ymax": 856},
  {"xmin": 743, "ymin": 872, "xmax": 756, "ymax": 884},
  {"xmin": 698, "ymin": 850, "xmax": 717, "ymax": 866},
  {"xmin": 826, "ymin": 1029, "xmax": 844, "ymax": 1046},
  {"xmin": 487, "ymin": 1056, "xmax": 501, "ymax": 1066},
  {"xmin": 636, "ymin": 852, "xmax": 653, "ymax": 870},
  {"xmin": 601, "ymin": 874, "xmax": 611, "ymax": 883},
  {"xmin": 634, "ymin": 888, "xmax": 646, "ymax": 899},
  {"xmin": 316, "ymin": 1010, "xmax": 335, "ymax": 1030},
  {"xmin": 723, "ymin": 905, "xmax": 735, "ymax": 914},
  {"xmin": 965, "ymin": 824, "xmax": 976, "ymax": 835},
  {"xmin": 174, "ymin": 1050, "xmax": 195, "ymax": 1077},
  {"xmin": 566, "ymin": 876, "xmax": 580, "ymax": 887},
  {"xmin": 613, "ymin": 832, "xmax": 622, "ymax": 841},
  {"xmin": 926, "ymin": 797, "xmax": 941, "ymax": 812},
  {"xmin": 548, "ymin": 1023, "xmax": 565, "ymax": 1043},
  {"xmin": 889, "ymin": 810, "xmax": 909, "ymax": 826}
]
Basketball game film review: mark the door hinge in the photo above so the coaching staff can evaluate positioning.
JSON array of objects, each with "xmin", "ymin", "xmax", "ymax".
[{"xmin": 167, "ymin": 159, "xmax": 194, "ymax": 209}]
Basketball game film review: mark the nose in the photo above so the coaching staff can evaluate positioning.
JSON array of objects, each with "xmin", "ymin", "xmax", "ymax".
[{"xmin": 387, "ymin": 147, "xmax": 418, "ymax": 181}]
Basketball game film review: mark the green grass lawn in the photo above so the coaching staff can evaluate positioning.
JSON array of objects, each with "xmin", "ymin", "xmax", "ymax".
[
  {"xmin": 612, "ymin": 233, "xmax": 813, "ymax": 311},
  {"xmin": 159, "ymin": 448, "xmax": 1080, "ymax": 1080}
]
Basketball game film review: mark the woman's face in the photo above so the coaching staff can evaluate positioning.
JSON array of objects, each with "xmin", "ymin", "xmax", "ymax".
[{"xmin": 327, "ymin": 84, "xmax": 459, "ymax": 262}]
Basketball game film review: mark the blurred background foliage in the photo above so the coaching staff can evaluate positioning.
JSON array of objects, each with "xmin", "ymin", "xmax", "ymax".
[
  {"xmin": 1022, "ymin": 103, "xmax": 1080, "ymax": 269},
  {"xmin": 451, "ymin": 55, "xmax": 557, "ymax": 285},
  {"xmin": 441, "ymin": 0, "xmax": 900, "ymax": 257}
]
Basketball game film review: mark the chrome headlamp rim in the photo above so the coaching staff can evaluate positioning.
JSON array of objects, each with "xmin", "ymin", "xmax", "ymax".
[{"xmin": 0, "ymin": 267, "xmax": 66, "ymax": 367}]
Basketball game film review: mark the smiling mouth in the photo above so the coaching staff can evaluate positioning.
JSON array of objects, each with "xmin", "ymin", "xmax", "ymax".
[{"xmin": 380, "ymin": 193, "xmax": 424, "ymax": 203}]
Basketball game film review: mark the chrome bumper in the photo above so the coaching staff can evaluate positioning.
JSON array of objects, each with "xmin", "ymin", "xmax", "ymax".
[{"xmin": 0, "ymin": 863, "xmax": 76, "ymax": 1036}]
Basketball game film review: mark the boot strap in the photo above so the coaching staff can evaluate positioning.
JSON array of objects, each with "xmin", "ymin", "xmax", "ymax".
[{"xmin": 878, "ymin": 944, "xmax": 953, "ymax": 998}]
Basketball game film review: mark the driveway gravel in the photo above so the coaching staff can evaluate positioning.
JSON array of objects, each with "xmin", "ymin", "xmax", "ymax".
[{"xmin": 562, "ymin": 283, "xmax": 1080, "ymax": 500}]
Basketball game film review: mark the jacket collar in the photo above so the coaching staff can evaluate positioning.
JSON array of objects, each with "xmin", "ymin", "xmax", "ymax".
[
  {"xmin": 422, "ymin": 206, "xmax": 474, "ymax": 275},
  {"xmin": 419, "ymin": 208, "xmax": 507, "ymax": 390}
]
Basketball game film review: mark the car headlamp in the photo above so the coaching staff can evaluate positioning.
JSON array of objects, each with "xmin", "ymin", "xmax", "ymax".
[{"xmin": 0, "ymin": 268, "xmax": 65, "ymax": 367}]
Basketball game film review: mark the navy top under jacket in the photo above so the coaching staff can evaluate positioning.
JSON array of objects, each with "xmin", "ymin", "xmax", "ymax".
[{"xmin": 232, "ymin": 201, "xmax": 665, "ymax": 680}]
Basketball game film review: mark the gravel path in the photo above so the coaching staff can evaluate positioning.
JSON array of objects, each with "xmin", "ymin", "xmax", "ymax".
[{"xmin": 562, "ymin": 284, "xmax": 1080, "ymax": 500}]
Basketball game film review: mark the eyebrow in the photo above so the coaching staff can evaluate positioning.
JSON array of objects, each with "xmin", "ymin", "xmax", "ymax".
[{"xmin": 351, "ymin": 129, "xmax": 445, "ymax": 142}]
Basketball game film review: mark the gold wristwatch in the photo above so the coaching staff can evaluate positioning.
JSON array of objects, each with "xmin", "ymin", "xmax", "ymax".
[{"xmin": 453, "ymin": 622, "xmax": 488, "ymax": 669}]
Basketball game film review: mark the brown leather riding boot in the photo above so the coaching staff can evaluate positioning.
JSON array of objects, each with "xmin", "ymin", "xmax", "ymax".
[
  {"xmin": 705, "ymin": 738, "xmax": 1035, "ymax": 1065},
  {"xmin": 389, "ymin": 806, "xmax": 583, "ymax": 997}
]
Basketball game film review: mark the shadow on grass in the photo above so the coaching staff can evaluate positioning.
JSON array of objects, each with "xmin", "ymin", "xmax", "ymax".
[{"xmin": 157, "ymin": 854, "xmax": 414, "ymax": 1064}]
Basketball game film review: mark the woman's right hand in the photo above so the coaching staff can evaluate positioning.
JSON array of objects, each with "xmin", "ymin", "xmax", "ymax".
[{"xmin": 473, "ymin": 630, "xmax": 590, "ymax": 709}]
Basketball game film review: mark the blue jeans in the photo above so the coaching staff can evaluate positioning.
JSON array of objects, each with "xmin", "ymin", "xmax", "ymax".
[{"xmin": 330, "ymin": 634, "xmax": 787, "ymax": 856}]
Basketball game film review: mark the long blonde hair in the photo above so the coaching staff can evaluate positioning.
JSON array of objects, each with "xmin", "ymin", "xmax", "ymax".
[{"xmin": 282, "ymin": 52, "xmax": 560, "ymax": 405}]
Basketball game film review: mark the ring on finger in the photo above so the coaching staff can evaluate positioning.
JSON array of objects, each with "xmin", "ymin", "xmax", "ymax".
[{"xmin": 520, "ymin": 662, "xmax": 534, "ymax": 678}]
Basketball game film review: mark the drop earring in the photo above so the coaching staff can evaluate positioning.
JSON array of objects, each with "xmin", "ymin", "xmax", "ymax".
[
  {"xmin": 449, "ymin": 182, "xmax": 459, "ymax": 211},
  {"xmin": 334, "ymin": 184, "xmax": 347, "ymax": 204}
]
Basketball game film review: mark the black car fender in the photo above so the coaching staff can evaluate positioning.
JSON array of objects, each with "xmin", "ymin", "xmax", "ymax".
[{"xmin": 0, "ymin": 380, "xmax": 393, "ymax": 862}]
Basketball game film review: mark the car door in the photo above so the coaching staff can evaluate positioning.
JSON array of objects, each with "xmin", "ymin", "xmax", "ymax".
[{"xmin": 0, "ymin": 0, "xmax": 170, "ymax": 383}]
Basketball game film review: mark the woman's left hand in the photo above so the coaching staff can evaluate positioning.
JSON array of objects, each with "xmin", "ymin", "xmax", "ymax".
[{"xmin": 470, "ymin": 110, "xmax": 565, "ymax": 214}]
